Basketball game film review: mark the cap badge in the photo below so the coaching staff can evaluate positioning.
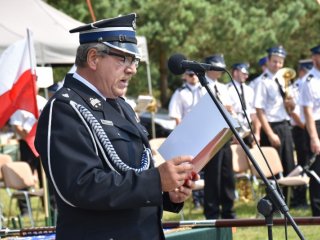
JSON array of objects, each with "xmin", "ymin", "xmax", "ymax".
[
  {"xmin": 62, "ymin": 93, "xmax": 69, "ymax": 98},
  {"xmin": 119, "ymin": 35, "xmax": 126, "ymax": 42}
]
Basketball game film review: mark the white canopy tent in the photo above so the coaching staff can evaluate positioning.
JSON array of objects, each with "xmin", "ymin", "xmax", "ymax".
[
  {"xmin": 0, "ymin": 0, "xmax": 150, "ymax": 65},
  {"xmin": 0, "ymin": 0, "xmax": 155, "ymax": 136}
]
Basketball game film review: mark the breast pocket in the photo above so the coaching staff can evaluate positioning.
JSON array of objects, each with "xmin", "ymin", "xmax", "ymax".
[{"xmin": 103, "ymin": 125, "xmax": 131, "ymax": 142}]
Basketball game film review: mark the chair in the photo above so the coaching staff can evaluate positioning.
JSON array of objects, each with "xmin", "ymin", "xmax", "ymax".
[
  {"xmin": 249, "ymin": 146, "xmax": 309, "ymax": 206},
  {"xmin": 0, "ymin": 154, "xmax": 13, "ymax": 187},
  {"xmin": 0, "ymin": 154, "xmax": 13, "ymax": 227},
  {"xmin": 1, "ymin": 161, "xmax": 44, "ymax": 227},
  {"xmin": 231, "ymin": 144, "xmax": 255, "ymax": 200},
  {"xmin": 149, "ymin": 137, "xmax": 166, "ymax": 167}
]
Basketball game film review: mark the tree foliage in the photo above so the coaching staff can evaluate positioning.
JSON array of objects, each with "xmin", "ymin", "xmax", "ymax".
[{"xmin": 46, "ymin": 0, "xmax": 320, "ymax": 106}]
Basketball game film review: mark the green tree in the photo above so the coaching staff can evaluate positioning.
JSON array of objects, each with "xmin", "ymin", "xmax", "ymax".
[{"xmin": 46, "ymin": 0, "xmax": 320, "ymax": 106}]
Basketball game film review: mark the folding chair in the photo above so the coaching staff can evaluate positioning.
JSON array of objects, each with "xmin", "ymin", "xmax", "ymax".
[
  {"xmin": 0, "ymin": 154, "xmax": 13, "ymax": 228},
  {"xmin": 249, "ymin": 146, "xmax": 309, "ymax": 206},
  {"xmin": 231, "ymin": 144, "xmax": 255, "ymax": 200},
  {"xmin": 149, "ymin": 138, "xmax": 166, "ymax": 167},
  {"xmin": 1, "ymin": 161, "xmax": 44, "ymax": 227}
]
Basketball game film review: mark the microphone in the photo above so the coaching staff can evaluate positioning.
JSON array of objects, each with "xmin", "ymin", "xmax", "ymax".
[{"xmin": 167, "ymin": 53, "xmax": 225, "ymax": 75}]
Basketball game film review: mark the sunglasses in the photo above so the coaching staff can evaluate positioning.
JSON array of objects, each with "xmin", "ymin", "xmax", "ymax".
[{"xmin": 187, "ymin": 73, "xmax": 195, "ymax": 77}]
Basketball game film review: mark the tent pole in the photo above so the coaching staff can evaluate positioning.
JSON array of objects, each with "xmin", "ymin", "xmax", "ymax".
[{"xmin": 146, "ymin": 62, "xmax": 156, "ymax": 139}]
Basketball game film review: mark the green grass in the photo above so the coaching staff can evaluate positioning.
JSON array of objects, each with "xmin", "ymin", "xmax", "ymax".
[
  {"xmin": 0, "ymin": 186, "xmax": 318, "ymax": 239},
  {"xmin": 163, "ymin": 194, "xmax": 318, "ymax": 240}
]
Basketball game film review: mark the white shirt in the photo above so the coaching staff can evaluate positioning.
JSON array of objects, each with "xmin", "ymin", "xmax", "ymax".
[
  {"xmin": 10, "ymin": 95, "xmax": 47, "ymax": 138},
  {"xmin": 300, "ymin": 67, "xmax": 320, "ymax": 121},
  {"xmin": 254, "ymin": 69, "xmax": 290, "ymax": 122},
  {"xmin": 169, "ymin": 82, "xmax": 205, "ymax": 119},
  {"xmin": 249, "ymin": 69, "xmax": 268, "ymax": 91},
  {"xmin": 227, "ymin": 80, "xmax": 255, "ymax": 123},
  {"xmin": 205, "ymin": 76, "xmax": 232, "ymax": 106},
  {"xmin": 290, "ymin": 78, "xmax": 305, "ymax": 126}
]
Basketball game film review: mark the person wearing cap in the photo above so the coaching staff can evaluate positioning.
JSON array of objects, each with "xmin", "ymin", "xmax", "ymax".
[
  {"xmin": 35, "ymin": 13, "xmax": 199, "ymax": 239},
  {"xmin": 202, "ymin": 54, "xmax": 236, "ymax": 219},
  {"xmin": 168, "ymin": 70, "xmax": 205, "ymax": 125},
  {"xmin": 253, "ymin": 45, "xmax": 296, "ymax": 180},
  {"xmin": 228, "ymin": 63, "xmax": 258, "ymax": 147},
  {"xmin": 300, "ymin": 44, "xmax": 320, "ymax": 216},
  {"xmin": 248, "ymin": 56, "xmax": 267, "ymax": 91},
  {"xmin": 289, "ymin": 59, "xmax": 313, "ymax": 209},
  {"xmin": 168, "ymin": 69, "xmax": 206, "ymax": 209}
]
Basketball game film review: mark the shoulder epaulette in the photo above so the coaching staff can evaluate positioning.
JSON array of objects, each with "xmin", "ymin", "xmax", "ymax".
[
  {"xmin": 178, "ymin": 84, "xmax": 188, "ymax": 92},
  {"xmin": 54, "ymin": 87, "xmax": 74, "ymax": 103},
  {"xmin": 306, "ymin": 74, "xmax": 314, "ymax": 82},
  {"xmin": 262, "ymin": 73, "xmax": 268, "ymax": 80}
]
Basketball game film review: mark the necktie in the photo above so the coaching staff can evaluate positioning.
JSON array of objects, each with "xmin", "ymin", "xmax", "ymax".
[
  {"xmin": 275, "ymin": 78, "xmax": 285, "ymax": 99},
  {"xmin": 240, "ymin": 83, "xmax": 247, "ymax": 110},
  {"xmin": 214, "ymin": 84, "xmax": 222, "ymax": 104},
  {"xmin": 106, "ymin": 98, "xmax": 125, "ymax": 117}
]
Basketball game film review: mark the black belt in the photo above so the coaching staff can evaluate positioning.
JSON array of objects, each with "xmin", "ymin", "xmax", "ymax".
[{"xmin": 269, "ymin": 120, "xmax": 289, "ymax": 127}]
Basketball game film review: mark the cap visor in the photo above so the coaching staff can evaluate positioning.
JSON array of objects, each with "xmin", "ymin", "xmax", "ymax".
[{"xmin": 103, "ymin": 41, "xmax": 141, "ymax": 59}]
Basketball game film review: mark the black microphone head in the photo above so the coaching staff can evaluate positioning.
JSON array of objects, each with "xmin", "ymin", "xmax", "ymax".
[{"xmin": 167, "ymin": 53, "xmax": 186, "ymax": 75}]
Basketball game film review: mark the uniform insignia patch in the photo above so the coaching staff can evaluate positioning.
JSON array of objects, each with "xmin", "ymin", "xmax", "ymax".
[
  {"xmin": 90, "ymin": 98, "xmax": 102, "ymax": 108},
  {"xmin": 306, "ymin": 74, "xmax": 314, "ymax": 82},
  {"xmin": 101, "ymin": 119, "xmax": 113, "ymax": 126}
]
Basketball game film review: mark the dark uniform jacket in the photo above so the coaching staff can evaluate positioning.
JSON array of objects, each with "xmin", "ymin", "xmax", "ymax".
[{"xmin": 35, "ymin": 74, "xmax": 182, "ymax": 240}]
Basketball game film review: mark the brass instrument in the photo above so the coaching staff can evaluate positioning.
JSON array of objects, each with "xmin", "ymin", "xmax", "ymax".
[
  {"xmin": 273, "ymin": 68, "xmax": 296, "ymax": 114},
  {"xmin": 273, "ymin": 67, "xmax": 296, "ymax": 98}
]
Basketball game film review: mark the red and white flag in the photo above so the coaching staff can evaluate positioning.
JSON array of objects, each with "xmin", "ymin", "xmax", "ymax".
[{"xmin": 0, "ymin": 30, "xmax": 39, "ymax": 156}]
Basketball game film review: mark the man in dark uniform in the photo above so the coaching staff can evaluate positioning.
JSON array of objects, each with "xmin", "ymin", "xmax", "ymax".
[
  {"xmin": 203, "ymin": 54, "xmax": 236, "ymax": 219},
  {"xmin": 300, "ymin": 44, "xmax": 320, "ymax": 216},
  {"xmin": 35, "ymin": 13, "xmax": 199, "ymax": 240}
]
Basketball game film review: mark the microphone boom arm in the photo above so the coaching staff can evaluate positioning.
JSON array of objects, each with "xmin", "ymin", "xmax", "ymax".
[{"xmin": 196, "ymin": 71, "xmax": 306, "ymax": 240}]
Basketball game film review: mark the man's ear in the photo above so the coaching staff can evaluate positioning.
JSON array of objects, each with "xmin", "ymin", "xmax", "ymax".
[{"xmin": 87, "ymin": 48, "xmax": 99, "ymax": 69}]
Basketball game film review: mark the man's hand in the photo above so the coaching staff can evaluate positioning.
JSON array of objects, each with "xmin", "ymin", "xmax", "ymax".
[
  {"xmin": 157, "ymin": 156, "xmax": 194, "ymax": 192},
  {"xmin": 268, "ymin": 132, "xmax": 281, "ymax": 148},
  {"xmin": 168, "ymin": 173, "xmax": 200, "ymax": 203}
]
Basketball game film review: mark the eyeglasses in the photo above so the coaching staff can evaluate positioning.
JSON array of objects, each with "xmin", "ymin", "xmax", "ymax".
[
  {"xmin": 187, "ymin": 74, "xmax": 195, "ymax": 77},
  {"xmin": 101, "ymin": 50, "xmax": 140, "ymax": 68}
]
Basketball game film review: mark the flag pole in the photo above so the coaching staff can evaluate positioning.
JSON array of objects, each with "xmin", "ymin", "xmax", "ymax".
[
  {"xmin": 26, "ymin": 29, "xmax": 39, "ymax": 119},
  {"xmin": 26, "ymin": 29, "xmax": 51, "ymax": 226}
]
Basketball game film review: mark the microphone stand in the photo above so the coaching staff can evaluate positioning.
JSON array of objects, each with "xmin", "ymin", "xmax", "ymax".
[{"xmin": 196, "ymin": 72, "xmax": 305, "ymax": 240}]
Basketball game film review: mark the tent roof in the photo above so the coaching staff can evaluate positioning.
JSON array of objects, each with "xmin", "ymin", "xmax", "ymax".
[
  {"xmin": 0, "ymin": 0, "xmax": 148, "ymax": 65},
  {"xmin": 0, "ymin": 0, "xmax": 83, "ymax": 65}
]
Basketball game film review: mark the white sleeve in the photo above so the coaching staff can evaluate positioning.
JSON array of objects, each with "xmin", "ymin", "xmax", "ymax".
[{"xmin": 168, "ymin": 90, "xmax": 183, "ymax": 119}]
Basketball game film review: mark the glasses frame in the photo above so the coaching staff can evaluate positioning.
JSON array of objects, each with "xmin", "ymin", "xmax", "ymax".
[{"xmin": 100, "ymin": 50, "xmax": 140, "ymax": 68}]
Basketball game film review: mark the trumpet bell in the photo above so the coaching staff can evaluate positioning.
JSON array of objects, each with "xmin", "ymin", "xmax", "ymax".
[{"xmin": 273, "ymin": 67, "xmax": 296, "ymax": 87}]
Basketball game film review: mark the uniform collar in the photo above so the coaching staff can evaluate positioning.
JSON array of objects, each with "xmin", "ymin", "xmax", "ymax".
[{"xmin": 73, "ymin": 72, "xmax": 106, "ymax": 100}]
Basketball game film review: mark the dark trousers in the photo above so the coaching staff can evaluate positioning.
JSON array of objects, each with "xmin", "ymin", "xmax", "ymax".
[
  {"xmin": 203, "ymin": 142, "xmax": 235, "ymax": 219},
  {"xmin": 260, "ymin": 121, "xmax": 295, "ymax": 176},
  {"xmin": 291, "ymin": 126, "xmax": 309, "ymax": 206},
  {"xmin": 306, "ymin": 121, "xmax": 320, "ymax": 216}
]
